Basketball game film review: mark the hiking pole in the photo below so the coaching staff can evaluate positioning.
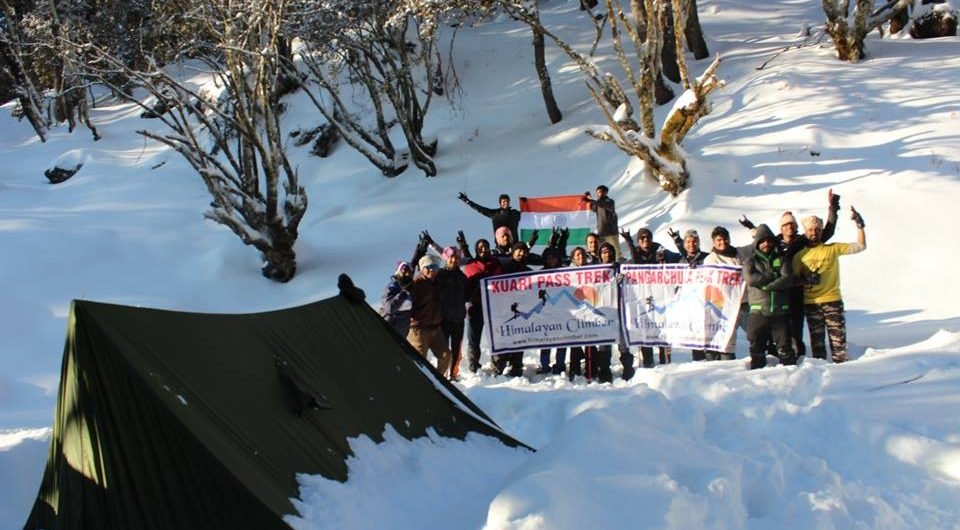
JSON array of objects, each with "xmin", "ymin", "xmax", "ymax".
[{"xmin": 586, "ymin": 346, "xmax": 593, "ymax": 382}]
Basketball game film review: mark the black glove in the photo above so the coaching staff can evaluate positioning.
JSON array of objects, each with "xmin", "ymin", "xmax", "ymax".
[
  {"xmin": 667, "ymin": 227, "xmax": 680, "ymax": 242},
  {"xmin": 559, "ymin": 227, "xmax": 569, "ymax": 246},
  {"xmin": 421, "ymin": 230, "xmax": 434, "ymax": 245},
  {"xmin": 620, "ymin": 228, "xmax": 631, "ymax": 240},
  {"xmin": 829, "ymin": 189, "xmax": 841, "ymax": 211},
  {"xmin": 738, "ymin": 215, "xmax": 755, "ymax": 230},
  {"xmin": 850, "ymin": 206, "xmax": 864, "ymax": 228},
  {"xmin": 548, "ymin": 227, "xmax": 561, "ymax": 248},
  {"xmin": 458, "ymin": 192, "xmax": 468, "ymax": 202},
  {"xmin": 456, "ymin": 230, "xmax": 467, "ymax": 247},
  {"xmin": 527, "ymin": 229, "xmax": 539, "ymax": 246},
  {"xmin": 804, "ymin": 272, "xmax": 820, "ymax": 285}
]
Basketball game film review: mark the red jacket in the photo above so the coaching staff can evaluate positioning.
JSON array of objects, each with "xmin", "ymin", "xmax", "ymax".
[{"xmin": 463, "ymin": 256, "xmax": 501, "ymax": 308}]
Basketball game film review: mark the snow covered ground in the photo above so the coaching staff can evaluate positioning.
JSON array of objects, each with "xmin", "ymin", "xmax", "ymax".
[{"xmin": 2, "ymin": 0, "xmax": 960, "ymax": 528}]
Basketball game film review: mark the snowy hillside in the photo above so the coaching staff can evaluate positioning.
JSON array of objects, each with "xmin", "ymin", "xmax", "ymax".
[{"xmin": 2, "ymin": 0, "xmax": 960, "ymax": 528}]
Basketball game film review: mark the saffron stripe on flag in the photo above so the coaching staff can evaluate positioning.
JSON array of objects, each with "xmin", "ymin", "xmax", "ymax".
[{"xmin": 519, "ymin": 195, "xmax": 592, "ymax": 213}]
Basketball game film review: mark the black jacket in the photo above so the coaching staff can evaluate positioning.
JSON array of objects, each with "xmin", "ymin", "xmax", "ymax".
[
  {"xmin": 624, "ymin": 239, "xmax": 680, "ymax": 264},
  {"xmin": 744, "ymin": 224, "xmax": 793, "ymax": 316},
  {"xmin": 584, "ymin": 196, "xmax": 619, "ymax": 236},
  {"xmin": 436, "ymin": 267, "xmax": 468, "ymax": 322},
  {"xmin": 463, "ymin": 198, "xmax": 521, "ymax": 239}
]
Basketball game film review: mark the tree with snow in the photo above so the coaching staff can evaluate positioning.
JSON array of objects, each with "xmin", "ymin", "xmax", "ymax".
[
  {"xmin": 85, "ymin": 0, "xmax": 308, "ymax": 282},
  {"xmin": 288, "ymin": 0, "xmax": 453, "ymax": 177},
  {"xmin": 821, "ymin": 0, "xmax": 912, "ymax": 62}
]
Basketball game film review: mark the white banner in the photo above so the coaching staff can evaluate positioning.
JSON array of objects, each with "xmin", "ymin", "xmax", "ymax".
[
  {"xmin": 481, "ymin": 265, "xmax": 620, "ymax": 353},
  {"xmin": 620, "ymin": 264, "xmax": 745, "ymax": 350}
]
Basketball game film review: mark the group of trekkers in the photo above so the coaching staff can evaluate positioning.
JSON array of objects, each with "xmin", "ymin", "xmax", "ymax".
[{"xmin": 380, "ymin": 185, "xmax": 867, "ymax": 383}]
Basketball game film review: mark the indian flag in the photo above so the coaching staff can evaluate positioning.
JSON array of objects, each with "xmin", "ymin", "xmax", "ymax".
[{"xmin": 519, "ymin": 195, "xmax": 596, "ymax": 247}]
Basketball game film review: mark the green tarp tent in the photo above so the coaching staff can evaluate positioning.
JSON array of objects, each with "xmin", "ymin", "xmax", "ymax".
[{"xmin": 25, "ymin": 284, "xmax": 527, "ymax": 530}]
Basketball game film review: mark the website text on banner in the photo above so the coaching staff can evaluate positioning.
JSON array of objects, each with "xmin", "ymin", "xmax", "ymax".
[
  {"xmin": 620, "ymin": 264, "xmax": 745, "ymax": 350},
  {"xmin": 518, "ymin": 195, "xmax": 596, "ymax": 247},
  {"xmin": 481, "ymin": 265, "xmax": 619, "ymax": 354}
]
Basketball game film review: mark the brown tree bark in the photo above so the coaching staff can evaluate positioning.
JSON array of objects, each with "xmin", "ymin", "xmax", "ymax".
[
  {"xmin": 533, "ymin": 25, "xmax": 563, "ymax": 124},
  {"xmin": 684, "ymin": 0, "xmax": 709, "ymax": 59}
]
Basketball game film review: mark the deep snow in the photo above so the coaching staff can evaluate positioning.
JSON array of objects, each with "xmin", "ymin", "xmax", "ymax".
[{"xmin": 2, "ymin": 0, "xmax": 960, "ymax": 528}]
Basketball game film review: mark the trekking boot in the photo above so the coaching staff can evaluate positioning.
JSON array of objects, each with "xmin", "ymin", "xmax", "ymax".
[
  {"xmin": 552, "ymin": 363, "xmax": 566, "ymax": 375},
  {"xmin": 621, "ymin": 365, "xmax": 636, "ymax": 381},
  {"xmin": 535, "ymin": 366, "xmax": 551, "ymax": 375},
  {"xmin": 598, "ymin": 367, "xmax": 613, "ymax": 383}
]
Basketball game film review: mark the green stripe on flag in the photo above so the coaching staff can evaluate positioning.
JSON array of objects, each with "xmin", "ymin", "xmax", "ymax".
[{"xmin": 520, "ymin": 228, "xmax": 594, "ymax": 247}]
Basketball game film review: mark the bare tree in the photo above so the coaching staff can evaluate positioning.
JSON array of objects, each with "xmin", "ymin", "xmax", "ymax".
[
  {"xmin": 496, "ymin": 0, "xmax": 722, "ymax": 194},
  {"xmin": 0, "ymin": 0, "xmax": 48, "ymax": 141},
  {"xmin": 822, "ymin": 0, "xmax": 911, "ymax": 62},
  {"xmin": 531, "ymin": 0, "xmax": 563, "ymax": 124},
  {"xmin": 43, "ymin": 0, "xmax": 99, "ymax": 139},
  {"xmin": 289, "ymin": 0, "xmax": 450, "ymax": 177},
  {"xmin": 84, "ymin": 0, "xmax": 307, "ymax": 282}
]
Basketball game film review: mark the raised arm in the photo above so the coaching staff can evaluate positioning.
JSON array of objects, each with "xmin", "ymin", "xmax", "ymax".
[
  {"xmin": 458, "ymin": 192, "xmax": 497, "ymax": 218},
  {"xmin": 851, "ymin": 206, "xmax": 866, "ymax": 249},
  {"xmin": 822, "ymin": 188, "xmax": 840, "ymax": 243},
  {"xmin": 621, "ymin": 229, "xmax": 640, "ymax": 263}
]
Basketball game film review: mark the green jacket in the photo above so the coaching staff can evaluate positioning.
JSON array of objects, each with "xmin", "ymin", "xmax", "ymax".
[{"xmin": 744, "ymin": 224, "xmax": 792, "ymax": 316}]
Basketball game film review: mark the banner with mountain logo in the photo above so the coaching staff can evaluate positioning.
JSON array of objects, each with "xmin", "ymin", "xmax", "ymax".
[
  {"xmin": 619, "ymin": 264, "xmax": 745, "ymax": 350},
  {"xmin": 481, "ymin": 265, "xmax": 619, "ymax": 353}
]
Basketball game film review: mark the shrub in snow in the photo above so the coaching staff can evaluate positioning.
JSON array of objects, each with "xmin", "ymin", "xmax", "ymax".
[{"xmin": 44, "ymin": 165, "xmax": 81, "ymax": 184}]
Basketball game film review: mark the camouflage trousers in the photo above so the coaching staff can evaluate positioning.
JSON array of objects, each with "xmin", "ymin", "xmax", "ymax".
[{"xmin": 804, "ymin": 301, "xmax": 847, "ymax": 363}]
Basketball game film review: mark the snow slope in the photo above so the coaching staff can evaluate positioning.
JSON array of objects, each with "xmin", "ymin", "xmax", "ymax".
[{"xmin": 2, "ymin": 0, "xmax": 959, "ymax": 528}]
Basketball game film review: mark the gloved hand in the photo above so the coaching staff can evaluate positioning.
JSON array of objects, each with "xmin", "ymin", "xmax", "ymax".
[
  {"xmin": 738, "ymin": 215, "xmax": 755, "ymax": 230},
  {"xmin": 548, "ymin": 227, "xmax": 561, "ymax": 248},
  {"xmin": 804, "ymin": 272, "xmax": 820, "ymax": 286},
  {"xmin": 421, "ymin": 230, "xmax": 435, "ymax": 245},
  {"xmin": 620, "ymin": 228, "xmax": 631, "ymax": 240},
  {"xmin": 456, "ymin": 230, "xmax": 467, "ymax": 247},
  {"xmin": 458, "ymin": 192, "xmax": 468, "ymax": 202},
  {"xmin": 559, "ymin": 227, "xmax": 569, "ymax": 246},
  {"xmin": 850, "ymin": 205, "xmax": 865, "ymax": 228},
  {"xmin": 667, "ymin": 227, "xmax": 680, "ymax": 242},
  {"xmin": 829, "ymin": 188, "xmax": 841, "ymax": 211},
  {"xmin": 527, "ymin": 229, "xmax": 539, "ymax": 246},
  {"xmin": 656, "ymin": 248, "xmax": 666, "ymax": 263}
]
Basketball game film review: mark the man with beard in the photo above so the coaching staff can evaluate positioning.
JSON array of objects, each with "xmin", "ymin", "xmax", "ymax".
[{"xmin": 793, "ymin": 207, "xmax": 867, "ymax": 363}]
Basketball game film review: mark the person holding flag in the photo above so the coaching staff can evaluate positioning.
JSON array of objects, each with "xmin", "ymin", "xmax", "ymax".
[
  {"xmin": 582, "ymin": 185, "xmax": 620, "ymax": 259},
  {"xmin": 458, "ymin": 192, "xmax": 521, "ymax": 240}
]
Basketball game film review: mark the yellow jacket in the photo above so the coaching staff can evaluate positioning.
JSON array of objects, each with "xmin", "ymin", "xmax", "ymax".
[{"xmin": 793, "ymin": 242, "xmax": 864, "ymax": 304}]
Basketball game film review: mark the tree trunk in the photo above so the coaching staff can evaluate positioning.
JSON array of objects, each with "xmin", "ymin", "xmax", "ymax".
[
  {"xmin": 533, "ymin": 25, "xmax": 563, "ymax": 124},
  {"xmin": 660, "ymin": 1, "xmax": 681, "ymax": 84},
  {"xmin": 261, "ymin": 237, "xmax": 297, "ymax": 282},
  {"xmin": 0, "ymin": 20, "xmax": 48, "ymax": 141},
  {"xmin": 684, "ymin": 0, "xmax": 709, "ymax": 59}
]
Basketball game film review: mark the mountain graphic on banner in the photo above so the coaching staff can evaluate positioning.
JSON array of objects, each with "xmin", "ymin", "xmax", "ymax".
[
  {"xmin": 643, "ymin": 286, "xmax": 728, "ymax": 320},
  {"xmin": 505, "ymin": 288, "xmax": 606, "ymax": 323}
]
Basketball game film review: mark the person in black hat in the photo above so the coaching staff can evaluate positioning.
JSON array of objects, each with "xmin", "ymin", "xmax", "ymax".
[{"xmin": 458, "ymin": 192, "xmax": 521, "ymax": 241}]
